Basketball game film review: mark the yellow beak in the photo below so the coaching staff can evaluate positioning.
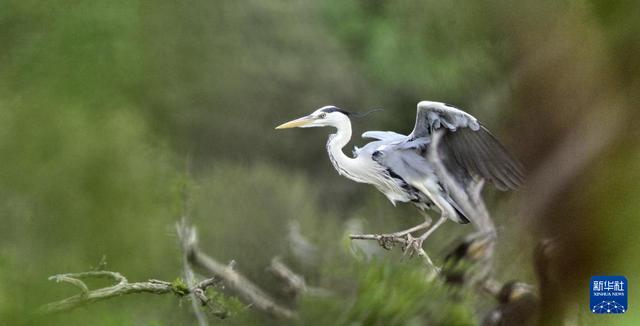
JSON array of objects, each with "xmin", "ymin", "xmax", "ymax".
[{"xmin": 275, "ymin": 116, "xmax": 314, "ymax": 129}]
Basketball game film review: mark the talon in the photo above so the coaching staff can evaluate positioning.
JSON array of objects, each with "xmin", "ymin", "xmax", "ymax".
[
  {"xmin": 377, "ymin": 236, "xmax": 394, "ymax": 250},
  {"xmin": 402, "ymin": 234, "xmax": 425, "ymax": 258},
  {"xmin": 402, "ymin": 234, "xmax": 414, "ymax": 255}
]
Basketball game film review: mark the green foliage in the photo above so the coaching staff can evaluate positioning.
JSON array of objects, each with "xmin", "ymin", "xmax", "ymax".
[
  {"xmin": 171, "ymin": 278, "xmax": 190, "ymax": 297},
  {"xmin": 168, "ymin": 278, "xmax": 245, "ymax": 320},
  {"xmin": 300, "ymin": 260, "xmax": 475, "ymax": 325},
  {"xmin": 321, "ymin": 1, "xmax": 510, "ymax": 123},
  {"xmin": 207, "ymin": 288, "xmax": 246, "ymax": 319}
]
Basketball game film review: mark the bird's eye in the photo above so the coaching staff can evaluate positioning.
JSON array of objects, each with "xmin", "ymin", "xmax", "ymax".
[{"xmin": 319, "ymin": 113, "xmax": 327, "ymax": 119}]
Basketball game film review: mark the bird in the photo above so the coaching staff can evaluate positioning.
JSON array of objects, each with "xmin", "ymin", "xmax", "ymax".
[{"xmin": 275, "ymin": 101, "xmax": 523, "ymax": 258}]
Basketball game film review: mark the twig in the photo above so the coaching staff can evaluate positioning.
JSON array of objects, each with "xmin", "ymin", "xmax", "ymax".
[
  {"xmin": 267, "ymin": 257, "xmax": 333, "ymax": 299},
  {"xmin": 268, "ymin": 257, "xmax": 306, "ymax": 298},
  {"xmin": 41, "ymin": 221, "xmax": 295, "ymax": 320},
  {"xmin": 39, "ymin": 271, "xmax": 218, "ymax": 314},
  {"xmin": 176, "ymin": 220, "xmax": 296, "ymax": 320},
  {"xmin": 287, "ymin": 220, "xmax": 319, "ymax": 267},
  {"xmin": 177, "ymin": 219, "xmax": 209, "ymax": 326},
  {"xmin": 49, "ymin": 275, "xmax": 90, "ymax": 295}
]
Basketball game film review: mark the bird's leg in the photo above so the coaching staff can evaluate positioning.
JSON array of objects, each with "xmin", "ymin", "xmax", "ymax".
[
  {"xmin": 406, "ymin": 215, "xmax": 448, "ymax": 252},
  {"xmin": 384, "ymin": 210, "xmax": 433, "ymax": 237},
  {"xmin": 389, "ymin": 219, "xmax": 432, "ymax": 237}
]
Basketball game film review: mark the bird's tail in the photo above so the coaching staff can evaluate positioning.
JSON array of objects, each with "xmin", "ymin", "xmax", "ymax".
[{"xmin": 448, "ymin": 200, "xmax": 470, "ymax": 224}]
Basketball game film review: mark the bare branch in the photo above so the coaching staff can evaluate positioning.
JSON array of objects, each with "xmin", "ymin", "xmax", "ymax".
[
  {"xmin": 349, "ymin": 233, "xmax": 408, "ymax": 246},
  {"xmin": 39, "ymin": 271, "xmax": 218, "ymax": 314},
  {"xmin": 267, "ymin": 257, "xmax": 333, "ymax": 300},
  {"xmin": 348, "ymin": 233, "xmax": 440, "ymax": 277},
  {"xmin": 268, "ymin": 257, "xmax": 306, "ymax": 298},
  {"xmin": 176, "ymin": 220, "xmax": 296, "ymax": 320},
  {"xmin": 41, "ymin": 220, "xmax": 295, "ymax": 321},
  {"xmin": 48, "ymin": 275, "xmax": 89, "ymax": 295},
  {"xmin": 195, "ymin": 277, "xmax": 221, "ymax": 290},
  {"xmin": 287, "ymin": 220, "xmax": 319, "ymax": 267},
  {"xmin": 176, "ymin": 219, "xmax": 209, "ymax": 326},
  {"xmin": 50, "ymin": 271, "xmax": 128, "ymax": 285}
]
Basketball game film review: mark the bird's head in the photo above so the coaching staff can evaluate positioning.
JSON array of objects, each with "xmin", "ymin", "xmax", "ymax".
[{"xmin": 275, "ymin": 106, "xmax": 351, "ymax": 130}]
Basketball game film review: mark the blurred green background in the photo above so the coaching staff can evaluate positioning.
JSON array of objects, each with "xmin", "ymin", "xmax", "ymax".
[{"xmin": 1, "ymin": 0, "xmax": 639, "ymax": 324}]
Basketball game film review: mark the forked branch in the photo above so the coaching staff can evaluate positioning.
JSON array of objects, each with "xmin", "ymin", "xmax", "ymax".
[
  {"xmin": 40, "ymin": 220, "xmax": 296, "ymax": 322},
  {"xmin": 176, "ymin": 219, "xmax": 296, "ymax": 320},
  {"xmin": 39, "ymin": 271, "xmax": 219, "ymax": 314}
]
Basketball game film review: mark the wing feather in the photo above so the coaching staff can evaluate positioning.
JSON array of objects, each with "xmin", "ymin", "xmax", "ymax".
[
  {"xmin": 361, "ymin": 131, "xmax": 406, "ymax": 141},
  {"xmin": 445, "ymin": 126, "xmax": 523, "ymax": 190},
  {"xmin": 409, "ymin": 101, "xmax": 480, "ymax": 138},
  {"xmin": 409, "ymin": 101, "xmax": 524, "ymax": 190}
]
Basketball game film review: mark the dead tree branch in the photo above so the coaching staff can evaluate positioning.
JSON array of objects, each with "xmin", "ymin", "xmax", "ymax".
[
  {"xmin": 177, "ymin": 219, "xmax": 210, "ymax": 326},
  {"xmin": 41, "ymin": 220, "xmax": 295, "ymax": 321},
  {"xmin": 39, "ymin": 271, "xmax": 218, "ymax": 314},
  {"xmin": 176, "ymin": 220, "xmax": 296, "ymax": 320},
  {"xmin": 267, "ymin": 256, "xmax": 333, "ymax": 299},
  {"xmin": 348, "ymin": 233, "xmax": 439, "ymax": 274},
  {"xmin": 268, "ymin": 257, "xmax": 306, "ymax": 298}
]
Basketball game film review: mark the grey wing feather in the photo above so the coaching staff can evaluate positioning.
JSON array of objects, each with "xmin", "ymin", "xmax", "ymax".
[
  {"xmin": 409, "ymin": 101, "xmax": 480, "ymax": 139},
  {"xmin": 355, "ymin": 131, "xmax": 407, "ymax": 158},
  {"xmin": 409, "ymin": 101, "xmax": 524, "ymax": 190},
  {"xmin": 442, "ymin": 127, "xmax": 524, "ymax": 190},
  {"xmin": 362, "ymin": 131, "xmax": 406, "ymax": 141}
]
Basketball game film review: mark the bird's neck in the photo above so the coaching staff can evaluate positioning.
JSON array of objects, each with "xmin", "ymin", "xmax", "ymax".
[{"xmin": 326, "ymin": 119, "xmax": 361, "ymax": 181}]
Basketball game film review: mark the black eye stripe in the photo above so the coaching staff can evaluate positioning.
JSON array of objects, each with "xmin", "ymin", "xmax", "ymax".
[{"xmin": 320, "ymin": 106, "xmax": 351, "ymax": 116}]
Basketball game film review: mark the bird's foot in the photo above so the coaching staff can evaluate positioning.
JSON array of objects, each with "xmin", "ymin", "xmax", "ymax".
[
  {"xmin": 373, "ymin": 220, "xmax": 434, "ymax": 251},
  {"xmin": 377, "ymin": 234, "xmax": 400, "ymax": 250},
  {"xmin": 376, "ymin": 232, "xmax": 425, "ymax": 254},
  {"xmin": 401, "ymin": 233, "xmax": 425, "ymax": 258}
]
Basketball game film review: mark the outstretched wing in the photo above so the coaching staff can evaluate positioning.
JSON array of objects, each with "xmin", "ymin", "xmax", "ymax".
[{"xmin": 409, "ymin": 101, "xmax": 524, "ymax": 190}]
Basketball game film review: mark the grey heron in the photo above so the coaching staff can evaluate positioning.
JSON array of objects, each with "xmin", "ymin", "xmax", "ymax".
[{"xmin": 275, "ymin": 101, "xmax": 523, "ymax": 256}]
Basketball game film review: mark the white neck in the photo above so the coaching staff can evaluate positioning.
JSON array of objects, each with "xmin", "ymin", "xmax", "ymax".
[{"xmin": 326, "ymin": 117, "xmax": 363, "ymax": 182}]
